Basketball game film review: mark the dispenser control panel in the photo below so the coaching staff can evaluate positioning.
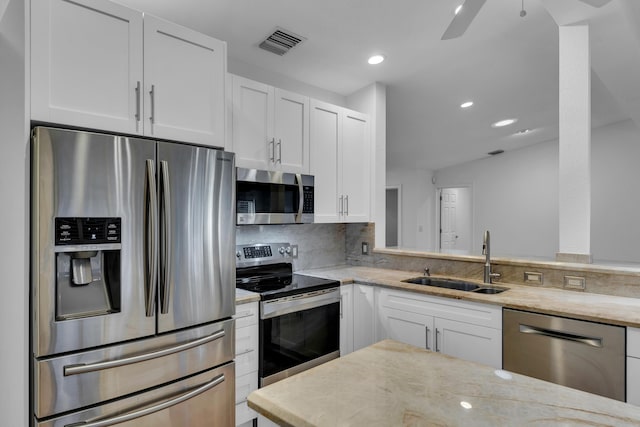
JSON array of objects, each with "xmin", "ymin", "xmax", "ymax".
[{"xmin": 55, "ymin": 217, "xmax": 121, "ymax": 245}]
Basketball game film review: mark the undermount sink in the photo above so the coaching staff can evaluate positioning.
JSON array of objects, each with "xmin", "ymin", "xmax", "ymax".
[{"xmin": 401, "ymin": 277, "xmax": 508, "ymax": 294}]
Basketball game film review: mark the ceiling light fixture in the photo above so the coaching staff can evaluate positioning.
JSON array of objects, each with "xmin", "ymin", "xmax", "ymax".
[
  {"xmin": 368, "ymin": 55, "xmax": 385, "ymax": 65},
  {"xmin": 460, "ymin": 101, "xmax": 474, "ymax": 108},
  {"xmin": 491, "ymin": 118, "xmax": 518, "ymax": 128},
  {"xmin": 454, "ymin": 4, "xmax": 463, "ymax": 15},
  {"xmin": 515, "ymin": 128, "xmax": 532, "ymax": 135}
]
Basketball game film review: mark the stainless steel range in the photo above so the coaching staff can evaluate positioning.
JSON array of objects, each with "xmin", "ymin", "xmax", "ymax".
[{"xmin": 236, "ymin": 243, "xmax": 340, "ymax": 386}]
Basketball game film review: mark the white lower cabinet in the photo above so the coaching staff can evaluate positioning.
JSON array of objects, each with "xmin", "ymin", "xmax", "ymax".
[
  {"xmin": 353, "ymin": 284, "xmax": 378, "ymax": 352},
  {"xmin": 234, "ymin": 301, "xmax": 259, "ymax": 426},
  {"xmin": 340, "ymin": 284, "xmax": 354, "ymax": 356},
  {"xmin": 377, "ymin": 288, "xmax": 503, "ymax": 369},
  {"xmin": 628, "ymin": 327, "xmax": 640, "ymax": 406}
]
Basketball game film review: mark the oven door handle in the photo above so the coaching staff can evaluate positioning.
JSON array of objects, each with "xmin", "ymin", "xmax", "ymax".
[{"xmin": 261, "ymin": 289, "xmax": 340, "ymax": 319}]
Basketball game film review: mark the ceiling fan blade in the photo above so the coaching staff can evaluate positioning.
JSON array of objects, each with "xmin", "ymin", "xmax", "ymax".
[
  {"xmin": 577, "ymin": 0, "xmax": 612, "ymax": 7},
  {"xmin": 441, "ymin": 0, "xmax": 487, "ymax": 40}
]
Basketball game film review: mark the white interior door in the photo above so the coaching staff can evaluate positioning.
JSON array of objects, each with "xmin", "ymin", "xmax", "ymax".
[{"xmin": 440, "ymin": 187, "xmax": 472, "ymax": 253}]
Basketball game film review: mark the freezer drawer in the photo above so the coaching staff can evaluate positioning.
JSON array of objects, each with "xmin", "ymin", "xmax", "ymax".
[
  {"xmin": 503, "ymin": 308, "xmax": 625, "ymax": 401},
  {"xmin": 34, "ymin": 320, "xmax": 234, "ymax": 418},
  {"xmin": 36, "ymin": 362, "xmax": 235, "ymax": 427}
]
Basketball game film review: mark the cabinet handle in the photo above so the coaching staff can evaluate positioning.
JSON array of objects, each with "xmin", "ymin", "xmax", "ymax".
[
  {"xmin": 339, "ymin": 195, "xmax": 344, "ymax": 215},
  {"xmin": 339, "ymin": 295, "xmax": 343, "ymax": 318},
  {"xmin": 277, "ymin": 139, "xmax": 282, "ymax": 163},
  {"xmin": 435, "ymin": 328, "xmax": 441, "ymax": 352},
  {"xmin": 425, "ymin": 326, "xmax": 430, "ymax": 350},
  {"xmin": 345, "ymin": 195, "xmax": 349, "ymax": 216},
  {"xmin": 269, "ymin": 138, "xmax": 275, "ymax": 162},
  {"xmin": 135, "ymin": 81, "xmax": 141, "ymax": 122},
  {"xmin": 149, "ymin": 84, "xmax": 155, "ymax": 125}
]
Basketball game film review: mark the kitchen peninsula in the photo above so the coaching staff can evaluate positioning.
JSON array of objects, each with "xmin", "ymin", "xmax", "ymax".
[{"xmin": 248, "ymin": 339, "xmax": 640, "ymax": 427}]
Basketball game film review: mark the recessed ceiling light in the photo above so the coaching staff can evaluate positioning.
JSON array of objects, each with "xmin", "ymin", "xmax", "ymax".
[
  {"xmin": 368, "ymin": 55, "xmax": 385, "ymax": 65},
  {"xmin": 491, "ymin": 118, "xmax": 518, "ymax": 128},
  {"xmin": 460, "ymin": 101, "xmax": 474, "ymax": 108},
  {"xmin": 454, "ymin": 4, "xmax": 463, "ymax": 15}
]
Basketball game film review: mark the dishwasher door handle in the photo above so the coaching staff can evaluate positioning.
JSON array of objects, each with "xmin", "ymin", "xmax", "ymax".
[{"xmin": 519, "ymin": 324, "xmax": 603, "ymax": 348}]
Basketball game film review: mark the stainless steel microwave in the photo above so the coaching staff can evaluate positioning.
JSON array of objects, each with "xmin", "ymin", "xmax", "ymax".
[{"xmin": 236, "ymin": 167, "xmax": 314, "ymax": 225}]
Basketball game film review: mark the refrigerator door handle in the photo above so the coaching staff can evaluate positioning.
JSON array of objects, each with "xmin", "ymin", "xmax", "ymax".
[
  {"xmin": 144, "ymin": 159, "xmax": 158, "ymax": 317},
  {"xmin": 63, "ymin": 329, "xmax": 226, "ymax": 376},
  {"xmin": 62, "ymin": 373, "xmax": 225, "ymax": 427},
  {"xmin": 159, "ymin": 160, "xmax": 172, "ymax": 315}
]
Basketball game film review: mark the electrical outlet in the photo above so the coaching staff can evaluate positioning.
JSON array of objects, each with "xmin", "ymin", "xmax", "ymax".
[
  {"xmin": 291, "ymin": 245, "xmax": 298, "ymax": 258},
  {"xmin": 524, "ymin": 271, "xmax": 543, "ymax": 285},
  {"xmin": 564, "ymin": 275, "xmax": 586, "ymax": 290},
  {"xmin": 361, "ymin": 241, "xmax": 369, "ymax": 255}
]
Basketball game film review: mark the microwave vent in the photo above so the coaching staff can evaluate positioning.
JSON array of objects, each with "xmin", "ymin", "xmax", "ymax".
[{"xmin": 259, "ymin": 27, "xmax": 306, "ymax": 56}]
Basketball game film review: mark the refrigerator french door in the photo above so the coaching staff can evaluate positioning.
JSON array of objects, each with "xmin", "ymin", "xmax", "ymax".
[{"xmin": 31, "ymin": 126, "xmax": 236, "ymax": 425}]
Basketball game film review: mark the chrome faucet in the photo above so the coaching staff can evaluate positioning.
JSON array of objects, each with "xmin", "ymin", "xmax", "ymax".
[
  {"xmin": 482, "ymin": 230, "xmax": 500, "ymax": 283},
  {"xmin": 424, "ymin": 267, "xmax": 430, "ymax": 277}
]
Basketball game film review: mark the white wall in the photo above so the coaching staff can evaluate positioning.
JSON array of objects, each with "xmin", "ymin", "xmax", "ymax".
[
  {"xmin": 392, "ymin": 118, "xmax": 640, "ymax": 262},
  {"xmin": 386, "ymin": 168, "xmax": 436, "ymax": 251},
  {"xmin": 347, "ymin": 82, "xmax": 387, "ymax": 248},
  {"xmin": 0, "ymin": 0, "xmax": 28, "ymax": 425},
  {"xmin": 592, "ymin": 119, "xmax": 640, "ymax": 263}
]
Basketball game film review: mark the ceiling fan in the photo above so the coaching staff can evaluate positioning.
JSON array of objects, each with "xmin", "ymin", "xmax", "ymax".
[{"xmin": 441, "ymin": 0, "xmax": 613, "ymax": 40}]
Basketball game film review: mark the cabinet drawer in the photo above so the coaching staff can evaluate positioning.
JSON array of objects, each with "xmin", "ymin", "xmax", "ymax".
[
  {"xmin": 235, "ymin": 372, "xmax": 258, "ymax": 425},
  {"xmin": 235, "ymin": 325, "xmax": 258, "ymax": 376},
  {"xmin": 234, "ymin": 302, "xmax": 258, "ymax": 329},
  {"xmin": 378, "ymin": 288, "xmax": 502, "ymax": 329},
  {"xmin": 628, "ymin": 327, "xmax": 640, "ymax": 358}
]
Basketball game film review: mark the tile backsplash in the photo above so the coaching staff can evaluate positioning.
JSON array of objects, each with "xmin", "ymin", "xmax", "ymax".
[{"xmin": 236, "ymin": 223, "xmax": 346, "ymax": 271}]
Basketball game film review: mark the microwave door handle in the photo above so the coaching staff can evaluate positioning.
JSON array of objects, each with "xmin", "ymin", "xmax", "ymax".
[
  {"xmin": 144, "ymin": 159, "xmax": 158, "ymax": 317},
  {"xmin": 159, "ymin": 160, "xmax": 171, "ymax": 315},
  {"xmin": 296, "ymin": 174, "xmax": 303, "ymax": 223}
]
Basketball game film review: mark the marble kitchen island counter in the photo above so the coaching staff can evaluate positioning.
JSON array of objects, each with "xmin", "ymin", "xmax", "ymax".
[{"xmin": 248, "ymin": 340, "xmax": 640, "ymax": 427}]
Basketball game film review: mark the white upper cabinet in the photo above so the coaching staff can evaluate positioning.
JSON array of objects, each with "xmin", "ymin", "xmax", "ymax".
[
  {"xmin": 143, "ymin": 15, "xmax": 226, "ymax": 147},
  {"xmin": 230, "ymin": 75, "xmax": 309, "ymax": 173},
  {"xmin": 310, "ymin": 100, "xmax": 342, "ymax": 223},
  {"xmin": 274, "ymin": 88, "xmax": 310, "ymax": 173},
  {"xmin": 31, "ymin": 0, "xmax": 143, "ymax": 134},
  {"xmin": 310, "ymin": 100, "xmax": 371, "ymax": 223},
  {"xmin": 31, "ymin": 0, "xmax": 226, "ymax": 147}
]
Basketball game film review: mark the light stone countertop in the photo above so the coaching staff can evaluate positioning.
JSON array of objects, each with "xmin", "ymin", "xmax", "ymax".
[
  {"xmin": 248, "ymin": 339, "xmax": 640, "ymax": 427},
  {"xmin": 297, "ymin": 265, "xmax": 640, "ymax": 327},
  {"xmin": 235, "ymin": 288, "xmax": 260, "ymax": 305}
]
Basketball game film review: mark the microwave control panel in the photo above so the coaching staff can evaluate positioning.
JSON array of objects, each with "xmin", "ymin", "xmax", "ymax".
[{"xmin": 303, "ymin": 186, "xmax": 314, "ymax": 213}]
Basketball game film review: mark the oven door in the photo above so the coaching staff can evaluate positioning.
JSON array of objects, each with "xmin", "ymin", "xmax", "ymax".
[{"xmin": 259, "ymin": 288, "xmax": 340, "ymax": 386}]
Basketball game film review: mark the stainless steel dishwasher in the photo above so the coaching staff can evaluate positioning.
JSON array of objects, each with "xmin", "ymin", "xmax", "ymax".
[{"xmin": 503, "ymin": 308, "xmax": 626, "ymax": 401}]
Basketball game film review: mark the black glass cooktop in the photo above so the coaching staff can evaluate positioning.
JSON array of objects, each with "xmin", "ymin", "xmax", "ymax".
[{"xmin": 236, "ymin": 263, "xmax": 339, "ymax": 301}]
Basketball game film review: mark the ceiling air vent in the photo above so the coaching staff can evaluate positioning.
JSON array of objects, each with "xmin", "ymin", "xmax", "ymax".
[{"xmin": 259, "ymin": 27, "xmax": 306, "ymax": 56}]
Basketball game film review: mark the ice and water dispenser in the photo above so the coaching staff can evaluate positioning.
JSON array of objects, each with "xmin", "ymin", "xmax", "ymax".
[{"xmin": 54, "ymin": 217, "xmax": 122, "ymax": 320}]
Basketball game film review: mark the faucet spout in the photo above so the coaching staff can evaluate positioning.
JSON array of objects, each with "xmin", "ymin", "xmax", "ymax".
[{"xmin": 483, "ymin": 230, "xmax": 492, "ymax": 283}]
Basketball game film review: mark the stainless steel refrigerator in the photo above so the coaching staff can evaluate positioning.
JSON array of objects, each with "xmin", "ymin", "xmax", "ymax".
[{"xmin": 31, "ymin": 126, "xmax": 236, "ymax": 426}]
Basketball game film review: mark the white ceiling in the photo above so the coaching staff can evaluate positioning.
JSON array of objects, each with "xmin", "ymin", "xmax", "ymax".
[{"xmin": 115, "ymin": 0, "xmax": 640, "ymax": 171}]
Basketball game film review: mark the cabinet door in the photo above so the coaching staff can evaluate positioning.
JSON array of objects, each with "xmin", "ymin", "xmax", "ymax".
[
  {"xmin": 274, "ymin": 88, "xmax": 310, "ymax": 173},
  {"xmin": 353, "ymin": 284, "xmax": 377, "ymax": 351},
  {"xmin": 628, "ymin": 357, "xmax": 640, "ymax": 406},
  {"xmin": 310, "ymin": 100, "xmax": 342, "ymax": 222},
  {"xmin": 232, "ymin": 76, "xmax": 274, "ymax": 169},
  {"xmin": 435, "ymin": 317, "xmax": 502, "ymax": 369},
  {"xmin": 341, "ymin": 110, "xmax": 371, "ymax": 222},
  {"xmin": 339, "ymin": 284, "xmax": 354, "ymax": 356},
  {"xmin": 31, "ymin": 0, "xmax": 143, "ymax": 134},
  {"xmin": 381, "ymin": 306, "xmax": 434, "ymax": 351},
  {"xmin": 144, "ymin": 15, "xmax": 226, "ymax": 147}
]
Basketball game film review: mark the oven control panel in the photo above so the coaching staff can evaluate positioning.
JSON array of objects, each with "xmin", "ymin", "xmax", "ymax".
[{"xmin": 235, "ymin": 242, "xmax": 297, "ymax": 268}]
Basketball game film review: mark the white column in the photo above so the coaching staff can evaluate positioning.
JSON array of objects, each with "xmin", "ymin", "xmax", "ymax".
[{"xmin": 557, "ymin": 25, "xmax": 592, "ymax": 263}]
